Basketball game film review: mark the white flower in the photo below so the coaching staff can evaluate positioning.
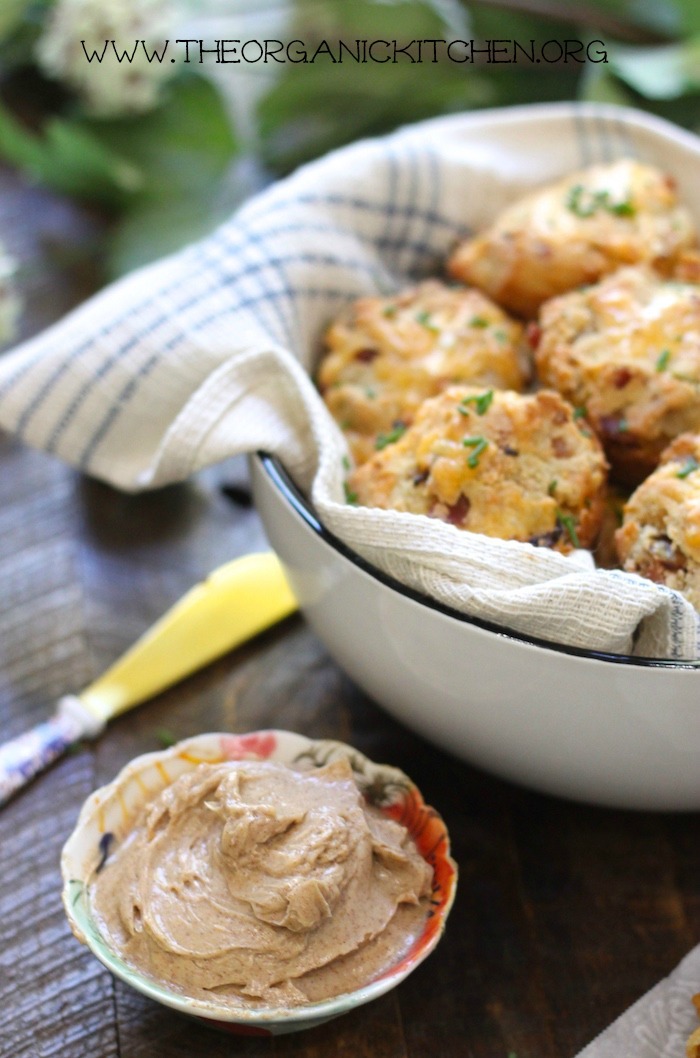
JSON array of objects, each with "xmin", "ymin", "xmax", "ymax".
[{"xmin": 36, "ymin": 0, "xmax": 182, "ymax": 117}]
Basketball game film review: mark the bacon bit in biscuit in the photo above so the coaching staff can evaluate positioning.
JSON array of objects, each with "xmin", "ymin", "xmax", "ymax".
[
  {"xmin": 526, "ymin": 322, "xmax": 541, "ymax": 349},
  {"xmin": 613, "ymin": 367, "xmax": 634, "ymax": 389},
  {"xmin": 649, "ymin": 534, "xmax": 687, "ymax": 572},
  {"xmin": 552, "ymin": 436, "xmax": 572, "ymax": 458},
  {"xmin": 355, "ymin": 347, "xmax": 379, "ymax": 363},
  {"xmin": 445, "ymin": 494, "xmax": 470, "ymax": 527}
]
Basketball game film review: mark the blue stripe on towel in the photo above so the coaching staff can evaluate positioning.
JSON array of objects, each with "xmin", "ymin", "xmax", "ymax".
[
  {"xmin": 77, "ymin": 284, "xmax": 367, "ymax": 469},
  {"xmin": 72, "ymin": 195, "xmax": 457, "ymax": 464}
]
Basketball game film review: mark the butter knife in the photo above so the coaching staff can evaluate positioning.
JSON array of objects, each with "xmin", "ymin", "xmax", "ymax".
[{"xmin": 0, "ymin": 551, "xmax": 297, "ymax": 805}]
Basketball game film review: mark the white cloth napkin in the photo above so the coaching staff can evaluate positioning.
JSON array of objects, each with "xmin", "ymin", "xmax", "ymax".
[
  {"xmin": 0, "ymin": 101, "xmax": 699, "ymax": 659},
  {"xmin": 576, "ymin": 945, "xmax": 700, "ymax": 1058}
]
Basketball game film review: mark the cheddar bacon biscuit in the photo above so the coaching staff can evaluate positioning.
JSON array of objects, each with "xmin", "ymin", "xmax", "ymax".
[
  {"xmin": 534, "ymin": 266, "xmax": 700, "ymax": 485},
  {"xmin": 317, "ymin": 280, "xmax": 529, "ymax": 465},
  {"xmin": 348, "ymin": 386, "xmax": 608, "ymax": 553},
  {"xmin": 615, "ymin": 433, "xmax": 700, "ymax": 610},
  {"xmin": 447, "ymin": 160, "xmax": 697, "ymax": 318}
]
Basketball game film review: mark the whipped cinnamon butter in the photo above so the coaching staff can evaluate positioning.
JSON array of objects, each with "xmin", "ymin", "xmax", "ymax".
[{"xmin": 89, "ymin": 757, "xmax": 433, "ymax": 1008}]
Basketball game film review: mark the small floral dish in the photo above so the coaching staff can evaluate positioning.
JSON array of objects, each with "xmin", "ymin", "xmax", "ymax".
[{"xmin": 61, "ymin": 730, "xmax": 457, "ymax": 1036}]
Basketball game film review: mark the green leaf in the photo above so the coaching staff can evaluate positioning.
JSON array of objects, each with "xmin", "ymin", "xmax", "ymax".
[
  {"xmin": 467, "ymin": 3, "xmax": 571, "ymax": 41},
  {"xmin": 0, "ymin": 100, "xmax": 44, "ymax": 170},
  {"xmin": 42, "ymin": 120, "xmax": 143, "ymax": 199},
  {"xmin": 294, "ymin": 0, "xmax": 469, "ymax": 41},
  {"xmin": 0, "ymin": 101, "xmax": 142, "ymax": 205},
  {"xmin": 0, "ymin": 0, "xmax": 54, "ymax": 67},
  {"xmin": 92, "ymin": 75, "xmax": 240, "ymax": 276},
  {"xmin": 258, "ymin": 0, "xmax": 494, "ymax": 174},
  {"xmin": 85, "ymin": 74, "xmax": 238, "ymax": 203},
  {"xmin": 0, "ymin": 0, "xmax": 30, "ymax": 42},
  {"xmin": 579, "ymin": 64, "xmax": 636, "ymax": 106},
  {"xmin": 106, "ymin": 197, "xmax": 222, "ymax": 278},
  {"xmin": 0, "ymin": 74, "xmax": 240, "ymax": 276},
  {"xmin": 574, "ymin": 0, "xmax": 680, "ymax": 37},
  {"xmin": 667, "ymin": 0, "xmax": 700, "ymax": 36},
  {"xmin": 0, "ymin": 0, "xmax": 38, "ymax": 44},
  {"xmin": 260, "ymin": 57, "xmax": 493, "ymax": 174},
  {"xmin": 609, "ymin": 39, "xmax": 700, "ymax": 98}
]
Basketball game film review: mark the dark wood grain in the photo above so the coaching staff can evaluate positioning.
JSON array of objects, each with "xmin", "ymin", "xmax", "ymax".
[{"xmin": 0, "ymin": 165, "xmax": 698, "ymax": 1058}]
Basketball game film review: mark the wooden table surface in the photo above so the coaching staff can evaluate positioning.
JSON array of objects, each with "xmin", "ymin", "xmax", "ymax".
[{"xmin": 0, "ymin": 164, "xmax": 698, "ymax": 1058}]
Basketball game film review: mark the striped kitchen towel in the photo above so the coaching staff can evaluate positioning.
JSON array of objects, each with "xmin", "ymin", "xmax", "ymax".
[{"xmin": 0, "ymin": 102, "xmax": 698, "ymax": 659}]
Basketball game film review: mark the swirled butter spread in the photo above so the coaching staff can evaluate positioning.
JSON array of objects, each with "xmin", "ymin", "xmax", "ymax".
[{"xmin": 89, "ymin": 757, "xmax": 433, "ymax": 1008}]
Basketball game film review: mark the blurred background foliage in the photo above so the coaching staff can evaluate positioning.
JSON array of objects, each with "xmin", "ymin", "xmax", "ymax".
[{"xmin": 0, "ymin": 0, "xmax": 698, "ymax": 283}]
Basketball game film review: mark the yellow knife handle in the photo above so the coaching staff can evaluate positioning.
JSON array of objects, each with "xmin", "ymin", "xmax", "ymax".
[{"xmin": 79, "ymin": 551, "xmax": 297, "ymax": 723}]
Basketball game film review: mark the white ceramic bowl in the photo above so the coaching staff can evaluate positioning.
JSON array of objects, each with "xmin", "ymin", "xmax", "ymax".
[
  {"xmin": 250, "ymin": 455, "xmax": 700, "ymax": 811},
  {"xmin": 61, "ymin": 730, "xmax": 457, "ymax": 1036}
]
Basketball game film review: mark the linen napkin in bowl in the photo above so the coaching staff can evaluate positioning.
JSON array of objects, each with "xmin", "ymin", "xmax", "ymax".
[
  {"xmin": 0, "ymin": 101, "xmax": 699, "ymax": 660},
  {"xmin": 575, "ymin": 944, "xmax": 700, "ymax": 1058}
]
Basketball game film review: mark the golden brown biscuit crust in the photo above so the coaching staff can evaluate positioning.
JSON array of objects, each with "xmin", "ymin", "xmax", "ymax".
[
  {"xmin": 615, "ymin": 433, "xmax": 700, "ymax": 609},
  {"xmin": 534, "ymin": 266, "xmax": 700, "ymax": 485},
  {"xmin": 447, "ymin": 160, "xmax": 697, "ymax": 318},
  {"xmin": 688, "ymin": 995, "xmax": 700, "ymax": 1058},
  {"xmin": 348, "ymin": 386, "xmax": 608, "ymax": 553},
  {"xmin": 318, "ymin": 280, "xmax": 529, "ymax": 464}
]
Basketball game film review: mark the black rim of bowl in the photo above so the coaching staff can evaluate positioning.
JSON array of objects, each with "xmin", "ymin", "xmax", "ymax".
[{"xmin": 257, "ymin": 453, "xmax": 700, "ymax": 671}]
